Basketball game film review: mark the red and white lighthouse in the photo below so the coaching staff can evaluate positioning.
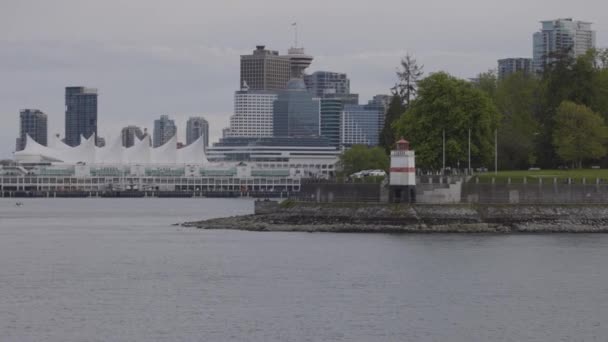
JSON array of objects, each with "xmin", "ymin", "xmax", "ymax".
[{"xmin": 389, "ymin": 138, "xmax": 416, "ymax": 203}]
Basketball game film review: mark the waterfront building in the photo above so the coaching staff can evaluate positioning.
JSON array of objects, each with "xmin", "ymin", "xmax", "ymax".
[
  {"xmin": 229, "ymin": 87, "xmax": 278, "ymax": 138},
  {"xmin": 65, "ymin": 87, "xmax": 98, "ymax": 147},
  {"xmin": 153, "ymin": 115, "xmax": 177, "ymax": 148},
  {"xmin": 340, "ymin": 104, "xmax": 382, "ymax": 147},
  {"xmin": 533, "ymin": 18, "xmax": 595, "ymax": 73},
  {"xmin": 186, "ymin": 117, "xmax": 209, "ymax": 148},
  {"xmin": 498, "ymin": 58, "xmax": 533, "ymax": 79},
  {"xmin": 210, "ymin": 136, "xmax": 339, "ymax": 177},
  {"xmin": 121, "ymin": 126, "xmax": 146, "ymax": 148},
  {"xmin": 16, "ymin": 109, "xmax": 47, "ymax": 152},
  {"xmin": 240, "ymin": 45, "xmax": 291, "ymax": 91},
  {"xmin": 273, "ymin": 79, "xmax": 321, "ymax": 138},
  {"xmin": 320, "ymin": 99, "xmax": 343, "ymax": 147}
]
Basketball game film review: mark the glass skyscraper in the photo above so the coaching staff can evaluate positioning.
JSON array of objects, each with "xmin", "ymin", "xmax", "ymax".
[
  {"xmin": 273, "ymin": 79, "xmax": 320, "ymax": 137},
  {"xmin": 153, "ymin": 115, "xmax": 177, "ymax": 148},
  {"xmin": 320, "ymin": 99, "xmax": 343, "ymax": 147},
  {"xmin": 65, "ymin": 87, "xmax": 98, "ymax": 147},
  {"xmin": 16, "ymin": 109, "xmax": 47, "ymax": 151},
  {"xmin": 186, "ymin": 117, "xmax": 209, "ymax": 147}
]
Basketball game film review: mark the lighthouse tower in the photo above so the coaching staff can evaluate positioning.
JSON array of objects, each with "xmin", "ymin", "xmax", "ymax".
[{"xmin": 389, "ymin": 138, "xmax": 416, "ymax": 203}]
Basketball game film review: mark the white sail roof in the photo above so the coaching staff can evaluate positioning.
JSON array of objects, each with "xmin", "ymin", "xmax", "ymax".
[{"xmin": 14, "ymin": 134, "xmax": 209, "ymax": 165}]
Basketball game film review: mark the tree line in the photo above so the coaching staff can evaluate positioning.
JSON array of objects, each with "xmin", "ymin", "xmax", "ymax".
[{"xmin": 342, "ymin": 49, "xmax": 608, "ymax": 174}]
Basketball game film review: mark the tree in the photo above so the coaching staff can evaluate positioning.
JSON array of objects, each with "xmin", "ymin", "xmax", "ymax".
[
  {"xmin": 392, "ymin": 54, "xmax": 424, "ymax": 107},
  {"xmin": 340, "ymin": 145, "xmax": 389, "ymax": 176},
  {"xmin": 493, "ymin": 72, "xmax": 541, "ymax": 169},
  {"xmin": 379, "ymin": 95, "xmax": 405, "ymax": 152},
  {"xmin": 380, "ymin": 54, "xmax": 424, "ymax": 153},
  {"xmin": 474, "ymin": 70, "xmax": 498, "ymax": 99},
  {"xmin": 393, "ymin": 72, "xmax": 500, "ymax": 170},
  {"xmin": 552, "ymin": 101, "xmax": 607, "ymax": 168}
]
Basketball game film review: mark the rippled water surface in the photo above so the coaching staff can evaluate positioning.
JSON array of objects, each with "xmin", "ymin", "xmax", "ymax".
[{"xmin": 1, "ymin": 198, "xmax": 607, "ymax": 341}]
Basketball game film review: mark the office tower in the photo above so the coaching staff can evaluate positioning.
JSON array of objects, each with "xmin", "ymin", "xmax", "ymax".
[
  {"xmin": 186, "ymin": 116, "xmax": 209, "ymax": 147},
  {"xmin": 229, "ymin": 85, "xmax": 278, "ymax": 137},
  {"xmin": 533, "ymin": 18, "xmax": 595, "ymax": 73},
  {"xmin": 153, "ymin": 115, "xmax": 177, "ymax": 148},
  {"xmin": 340, "ymin": 104, "xmax": 382, "ymax": 147},
  {"xmin": 65, "ymin": 87, "xmax": 98, "ymax": 147},
  {"xmin": 498, "ymin": 58, "xmax": 533, "ymax": 79},
  {"xmin": 273, "ymin": 79, "xmax": 320, "ymax": 137},
  {"xmin": 304, "ymin": 71, "xmax": 359, "ymax": 104},
  {"xmin": 121, "ymin": 125, "xmax": 146, "ymax": 148},
  {"xmin": 16, "ymin": 109, "xmax": 47, "ymax": 151},
  {"xmin": 366, "ymin": 95, "xmax": 391, "ymax": 135},
  {"xmin": 240, "ymin": 45, "xmax": 291, "ymax": 91},
  {"xmin": 320, "ymin": 99, "xmax": 343, "ymax": 147}
]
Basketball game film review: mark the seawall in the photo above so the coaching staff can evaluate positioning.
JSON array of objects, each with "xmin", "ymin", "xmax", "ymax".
[{"xmin": 181, "ymin": 201, "xmax": 608, "ymax": 233}]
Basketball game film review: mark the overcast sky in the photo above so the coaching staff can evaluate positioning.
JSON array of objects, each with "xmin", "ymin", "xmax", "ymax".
[{"xmin": 1, "ymin": 0, "xmax": 607, "ymax": 158}]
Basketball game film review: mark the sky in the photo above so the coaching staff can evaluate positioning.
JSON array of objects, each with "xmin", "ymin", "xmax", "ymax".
[{"xmin": 1, "ymin": 0, "xmax": 607, "ymax": 158}]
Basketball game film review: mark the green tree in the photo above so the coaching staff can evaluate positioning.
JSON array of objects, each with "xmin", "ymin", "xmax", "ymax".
[
  {"xmin": 474, "ymin": 70, "xmax": 498, "ymax": 99},
  {"xmin": 340, "ymin": 145, "xmax": 389, "ymax": 176},
  {"xmin": 380, "ymin": 55, "xmax": 423, "ymax": 152},
  {"xmin": 494, "ymin": 72, "xmax": 541, "ymax": 169},
  {"xmin": 552, "ymin": 101, "xmax": 607, "ymax": 168},
  {"xmin": 393, "ymin": 72, "xmax": 500, "ymax": 170},
  {"xmin": 392, "ymin": 54, "xmax": 424, "ymax": 107}
]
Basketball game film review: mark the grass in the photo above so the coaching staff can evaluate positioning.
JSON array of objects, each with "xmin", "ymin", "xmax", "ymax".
[{"xmin": 471, "ymin": 169, "xmax": 608, "ymax": 184}]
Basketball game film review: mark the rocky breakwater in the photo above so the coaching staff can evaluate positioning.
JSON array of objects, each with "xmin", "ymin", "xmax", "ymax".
[{"xmin": 181, "ymin": 201, "xmax": 608, "ymax": 233}]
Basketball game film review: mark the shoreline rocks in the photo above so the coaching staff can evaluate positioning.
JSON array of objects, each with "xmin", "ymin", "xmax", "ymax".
[{"xmin": 182, "ymin": 203, "xmax": 608, "ymax": 234}]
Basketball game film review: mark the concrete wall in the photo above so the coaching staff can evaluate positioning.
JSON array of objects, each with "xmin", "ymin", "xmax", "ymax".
[
  {"xmin": 293, "ymin": 183, "xmax": 381, "ymax": 202},
  {"xmin": 463, "ymin": 183, "xmax": 608, "ymax": 204}
]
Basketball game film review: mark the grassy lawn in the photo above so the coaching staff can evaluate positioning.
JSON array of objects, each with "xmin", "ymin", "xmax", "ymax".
[{"xmin": 471, "ymin": 169, "xmax": 608, "ymax": 184}]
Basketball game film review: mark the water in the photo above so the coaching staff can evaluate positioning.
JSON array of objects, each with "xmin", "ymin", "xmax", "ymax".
[{"xmin": 1, "ymin": 198, "xmax": 607, "ymax": 341}]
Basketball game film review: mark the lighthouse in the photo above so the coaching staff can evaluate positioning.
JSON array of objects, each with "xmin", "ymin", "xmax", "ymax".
[{"xmin": 389, "ymin": 138, "xmax": 416, "ymax": 203}]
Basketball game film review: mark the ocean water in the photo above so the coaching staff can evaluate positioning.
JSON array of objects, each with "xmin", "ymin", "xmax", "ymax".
[{"xmin": 0, "ymin": 198, "xmax": 607, "ymax": 341}]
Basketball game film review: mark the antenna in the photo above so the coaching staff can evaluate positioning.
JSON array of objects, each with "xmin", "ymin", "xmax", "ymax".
[{"xmin": 292, "ymin": 22, "xmax": 298, "ymax": 47}]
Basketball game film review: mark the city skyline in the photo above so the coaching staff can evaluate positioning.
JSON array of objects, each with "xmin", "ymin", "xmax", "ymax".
[{"xmin": 2, "ymin": 0, "xmax": 608, "ymax": 158}]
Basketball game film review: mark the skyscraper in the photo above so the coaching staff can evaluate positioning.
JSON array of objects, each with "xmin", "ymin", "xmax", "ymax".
[
  {"xmin": 240, "ymin": 46, "xmax": 291, "ymax": 91},
  {"xmin": 273, "ymin": 79, "xmax": 320, "ymax": 137},
  {"xmin": 186, "ymin": 117, "xmax": 209, "ymax": 147},
  {"xmin": 498, "ymin": 58, "xmax": 533, "ymax": 79},
  {"xmin": 65, "ymin": 87, "xmax": 98, "ymax": 147},
  {"xmin": 16, "ymin": 109, "xmax": 47, "ymax": 151},
  {"xmin": 320, "ymin": 99, "xmax": 343, "ymax": 147},
  {"xmin": 340, "ymin": 104, "xmax": 382, "ymax": 147},
  {"xmin": 121, "ymin": 125, "xmax": 146, "ymax": 148},
  {"xmin": 304, "ymin": 71, "xmax": 358, "ymax": 104},
  {"xmin": 153, "ymin": 115, "xmax": 177, "ymax": 148},
  {"xmin": 533, "ymin": 18, "xmax": 595, "ymax": 73},
  {"xmin": 229, "ymin": 85, "xmax": 278, "ymax": 138}
]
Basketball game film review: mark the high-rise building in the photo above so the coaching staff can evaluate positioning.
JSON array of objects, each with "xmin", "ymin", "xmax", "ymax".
[
  {"xmin": 286, "ymin": 47, "xmax": 313, "ymax": 79},
  {"xmin": 121, "ymin": 125, "xmax": 146, "ymax": 148},
  {"xmin": 153, "ymin": 115, "xmax": 177, "ymax": 148},
  {"xmin": 304, "ymin": 71, "xmax": 358, "ymax": 104},
  {"xmin": 16, "ymin": 109, "xmax": 47, "ymax": 151},
  {"xmin": 186, "ymin": 117, "xmax": 209, "ymax": 147},
  {"xmin": 273, "ymin": 79, "xmax": 320, "ymax": 137},
  {"xmin": 240, "ymin": 45, "xmax": 291, "ymax": 91},
  {"xmin": 366, "ymin": 95, "xmax": 391, "ymax": 135},
  {"xmin": 229, "ymin": 86, "xmax": 278, "ymax": 138},
  {"xmin": 340, "ymin": 104, "xmax": 382, "ymax": 147},
  {"xmin": 533, "ymin": 18, "xmax": 595, "ymax": 73},
  {"xmin": 498, "ymin": 58, "xmax": 533, "ymax": 79},
  {"xmin": 65, "ymin": 86, "xmax": 98, "ymax": 147},
  {"xmin": 320, "ymin": 99, "xmax": 343, "ymax": 147}
]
